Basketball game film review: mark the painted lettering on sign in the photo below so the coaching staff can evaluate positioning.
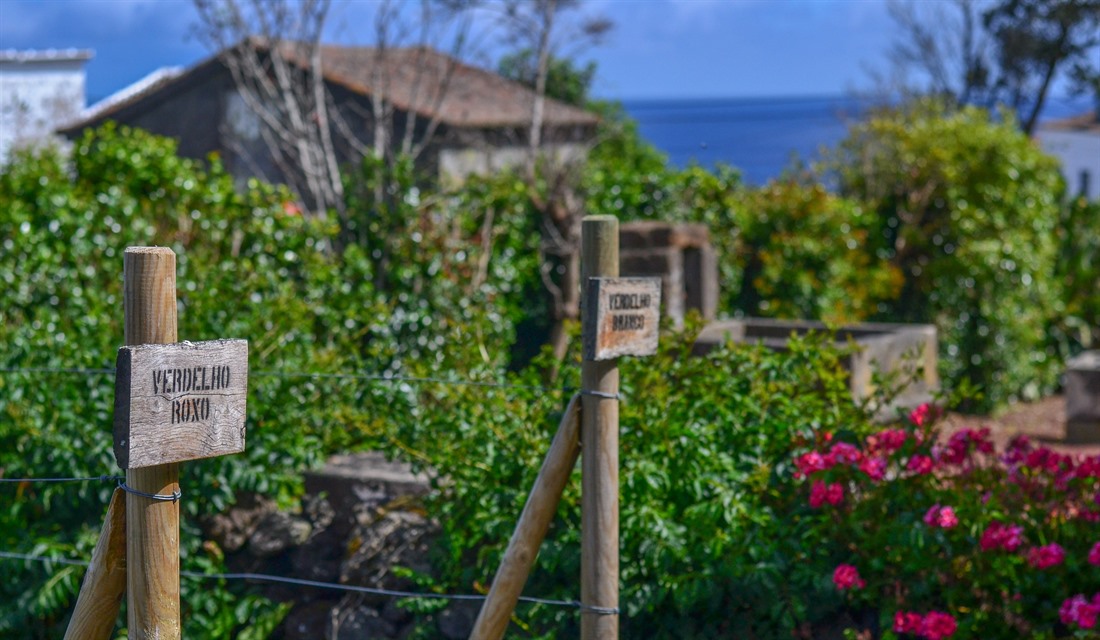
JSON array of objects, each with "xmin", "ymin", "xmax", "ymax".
[
  {"xmin": 611, "ymin": 314, "xmax": 646, "ymax": 331},
  {"xmin": 152, "ymin": 365, "xmax": 232, "ymax": 395},
  {"xmin": 609, "ymin": 293, "xmax": 652, "ymax": 311}
]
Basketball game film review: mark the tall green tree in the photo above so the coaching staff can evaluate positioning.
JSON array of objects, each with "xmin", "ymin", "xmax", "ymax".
[
  {"xmin": 497, "ymin": 48, "xmax": 596, "ymax": 106},
  {"xmin": 491, "ymin": 0, "xmax": 611, "ymax": 362},
  {"xmin": 885, "ymin": 0, "xmax": 1100, "ymax": 133},
  {"xmin": 984, "ymin": 0, "xmax": 1100, "ymax": 132}
]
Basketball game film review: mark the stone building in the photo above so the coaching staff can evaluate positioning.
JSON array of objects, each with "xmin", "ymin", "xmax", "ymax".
[{"xmin": 58, "ymin": 42, "xmax": 597, "ymax": 186}]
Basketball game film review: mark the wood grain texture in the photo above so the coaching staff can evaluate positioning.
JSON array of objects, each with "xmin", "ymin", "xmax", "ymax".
[
  {"xmin": 123, "ymin": 246, "xmax": 181, "ymax": 640},
  {"xmin": 114, "ymin": 339, "xmax": 248, "ymax": 469},
  {"xmin": 580, "ymin": 216, "xmax": 620, "ymax": 640},
  {"xmin": 470, "ymin": 395, "xmax": 582, "ymax": 640},
  {"xmin": 582, "ymin": 278, "xmax": 661, "ymax": 361},
  {"xmin": 64, "ymin": 488, "xmax": 127, "ymax": 640}
]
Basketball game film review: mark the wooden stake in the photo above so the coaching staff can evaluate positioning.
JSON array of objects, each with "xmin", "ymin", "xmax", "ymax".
[
  {"xmin": 64, "ymin": 488, "xmax": 127, "ymax": 640},
  {"xmin": 123, "ymin": 247, "xmax": 181, "ymax": 640},
  {"xmin": 580, "ymin": 215, "xmax": 619, "ymax": 640},
  {"xmin": 469, "ymin": 394, "xmax": 582, "ymax": 640}
]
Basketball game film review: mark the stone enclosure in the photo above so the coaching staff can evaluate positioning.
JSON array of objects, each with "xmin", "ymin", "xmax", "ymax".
[
  {"xmin": 1066, "ymin": 350, "xmax": 1100, "ymax": 443},
  {"xmin": 693, "ymin": 318, "xmax": 939, "ymax": 418},
  {"xmin": 618, "ymin": 222, "xmax": 938, "ymax": 418},
  {"xmin": 619, "ymin": 221, "xmax": 718, "ymax": 327}
]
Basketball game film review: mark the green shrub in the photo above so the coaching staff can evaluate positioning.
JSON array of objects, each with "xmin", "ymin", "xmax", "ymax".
[
  {"xmin": 402, "ymin": 326, "xmax": 879, "ymax": 638},
  {"xmin": 1052, "ymin": 196, "xmax": 1100, "ymax": 356},
  {"xmin": 831, "ymin": 100, "xmax": 1065, "ymax": 411},
  {"xmin": 0, "ymin": 124, "xmax": 534, "ymax": 638},
  {"xmin": 734, "ymin": 181, "xmax": 902, "ymax": 324}
]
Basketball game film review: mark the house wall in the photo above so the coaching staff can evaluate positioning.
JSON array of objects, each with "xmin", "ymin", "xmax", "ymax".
[
  {"xmin": 437, "ymin": 143, "xmax": 589, "ymax": 183},
  {"xmin": 114, "ymin": 73, "xmax": 230, "ymax": 166},
  {"xmin": 1038, "ymin": 130, "xmax": 1100, "ymax": 200},
  {"xmin": 0, "ymin": 56, "xmax": 88, "ymax": 162}
]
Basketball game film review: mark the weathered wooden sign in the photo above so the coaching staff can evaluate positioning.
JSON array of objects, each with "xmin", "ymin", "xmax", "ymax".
[
  {"xmin": 583, "ymin": 277, "xmax": 661, "ymax": 361},
  {"xmin": 113, "ymin": 339, "xmax": 248, "ymax": 469}
]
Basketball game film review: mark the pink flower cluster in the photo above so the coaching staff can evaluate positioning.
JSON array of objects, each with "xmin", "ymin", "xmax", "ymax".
[
  {"xmin": 894, "ymin": 610, "xmax": 957, "ymax": 639},
  {"xmin": 1002, "ymin": 435, "xmax": 1100, "ymax": 480},
  {"xmin": 908, "ymin": 403, "xmax": 931, "ymax": 427},
  {"xmin": 979, "ymin": 522, "xmax": 1024, "ymax": 552},
  {"xmin": 794, "ymin": 434, "xmax": 900, "ymax": 507},
  {"xmin": 936, "ymin": 427, "xmax": 993, "ymax": 465},
  {"xmin": 809, "ymin": 480, "xmax": 844, "ymax": 508},
  {"xmin": 866, "ymin": 428, "xmax": 908, "ymax": 455},
  {"xmin": 832, "ymin": 564, "xmax": 864, "ymax": 591},
  {"xmin": 1060, "ymin": 593, "xmax": 1100, "ymax": 630},
  {"xmin": 795, "ymin": 441, "xmax": 868, "ymax": 479},
  {"xmin": 1090, "ymin": 541, "xmax": 1100, "ymax": 566},
  {"xmin": 922, "ymin": 504, "xmax": 958, "ymax": 529},
  {"xmin": 1026, "ymin": 543, "xmax": 1065, "ymax": 569},
  {"xmin": 906, "ymin": 454, "xmax": 934, "ymax": 475}
]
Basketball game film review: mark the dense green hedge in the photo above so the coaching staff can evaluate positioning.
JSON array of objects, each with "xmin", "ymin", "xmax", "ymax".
[
  {"xmin": 831, "ymin": 100, "xmax": 1067, "ymax": 410},
  {"xmin": 0, "ymin": 125, "xmax": 539, "ymax": 637}
]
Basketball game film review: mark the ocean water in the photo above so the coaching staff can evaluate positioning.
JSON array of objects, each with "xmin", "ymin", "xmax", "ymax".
[{"xmin": 621, "ymin": 95, "xmax": 1094, "ymax": 186}]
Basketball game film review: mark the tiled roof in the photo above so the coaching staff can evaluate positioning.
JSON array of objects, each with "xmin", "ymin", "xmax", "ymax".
[
  {"xmin": 290, "ymin": 43, "xmax": 597, "ymax": 128},
  {"xmin": 60, "ymin": 42, "xmax": 596, "ymax": 133},
  {"xmin": 74, "ymin": 66, "xmax": 184, "ymax": 124},
  {"xmin": 0, "ymin": 48, "xmax": 93, "ymax": 63}
]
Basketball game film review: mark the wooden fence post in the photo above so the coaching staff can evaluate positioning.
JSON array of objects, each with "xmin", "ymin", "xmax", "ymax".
[
  {"xmin": 64, "ymin": 487, "xmax": 127, "ymax": 640},
  {"xmin": 469, "ymin": 394, "xmax": 582, "ymax": 640},
  {"xmin": 580, "ymin": 215, "xmax": 620, "ymax": 640},
  {"xmin": 123, "ymin": 247, "xmax": 181, "ymax": 640}
]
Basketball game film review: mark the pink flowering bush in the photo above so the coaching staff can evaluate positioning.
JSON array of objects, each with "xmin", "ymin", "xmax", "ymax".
[
  {"xmin": 783, "ymin": 402, "xmax": 1100, "ymax": 638},
  {"xmin": 1028, "ymin": 543, "xmax": 1067, "ymax": 570},
  {"xmin": 833, "ymin": 564, "xmax": 866, "ymax": 591},
  {"xmin": 1060, "ymin": 593, "xmax": 1100, "ymax": 631}
]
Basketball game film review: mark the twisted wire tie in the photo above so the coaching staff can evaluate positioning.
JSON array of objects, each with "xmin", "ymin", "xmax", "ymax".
[{"xmin": 117, "ymin": 479, "xmax": 181, "ymax": 502}]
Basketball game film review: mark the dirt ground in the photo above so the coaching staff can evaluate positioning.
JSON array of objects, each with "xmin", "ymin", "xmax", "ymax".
[{"xmin": 941, "ymin": 395, "xmax": 1100, "ymax": 457}]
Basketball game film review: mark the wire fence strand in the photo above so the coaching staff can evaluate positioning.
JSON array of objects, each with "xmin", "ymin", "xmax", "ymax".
[
  {"xmin": 0, "ymin": 367, "xmax": 619, "ymax": 615},
  {"xmin": 0, "ymin": 550, "xmax": 617, "ymax": 614},
  {"xmin": 0, "ymin": 475, "xmax": 122, "ymax": 484},
  {"xmin": 0, "ymin": 366, "xmax": 572, "ymax": 394}
]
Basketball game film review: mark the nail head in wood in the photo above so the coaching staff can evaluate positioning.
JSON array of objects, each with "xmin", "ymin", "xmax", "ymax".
[{"xmin": 113, "ymin": 339, "xmax": 248, "ymax": 469}]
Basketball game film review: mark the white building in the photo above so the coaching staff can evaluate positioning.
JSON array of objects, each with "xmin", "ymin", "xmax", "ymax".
[
  {"xmin": 0, "ymin": 49, "xmax": 93, "ymax": 163},
  {"xmin": 1037, "ymin": 111, "xmax": 1100, "ymax": 201}
]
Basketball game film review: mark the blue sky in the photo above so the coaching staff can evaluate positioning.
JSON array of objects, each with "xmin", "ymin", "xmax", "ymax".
[{"xmin": 2, "ymin": 0, "xmax": 902, "ymax": 104}]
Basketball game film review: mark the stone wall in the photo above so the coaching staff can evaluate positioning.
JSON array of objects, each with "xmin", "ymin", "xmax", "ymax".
[
  {"xmin": 202, "ymin": 452, "xmax": 479, "ymax": 640},
  {"xmin": 619, "ymin": 221, "xmax": 719, "ymax": 327}
]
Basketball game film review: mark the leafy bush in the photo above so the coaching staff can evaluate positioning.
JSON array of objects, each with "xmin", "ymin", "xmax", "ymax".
[
  {"xmin": 1052, "ymin": 197, "xmax": 1100, "ymax": 356},
  {"xmin": 402, "ymin": 326, "xmax": 881, "ymax": 638},
  {"xmin": 733, "ymin": 181, "xmax": 902, "ymax": 324},
  {"xmin": 831, "ymin": 100, "xmax": 1065, "ymax": 410},
  {"xmin": 0, "ymin": 124, "xmax": 535, "ymax": 637}
]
